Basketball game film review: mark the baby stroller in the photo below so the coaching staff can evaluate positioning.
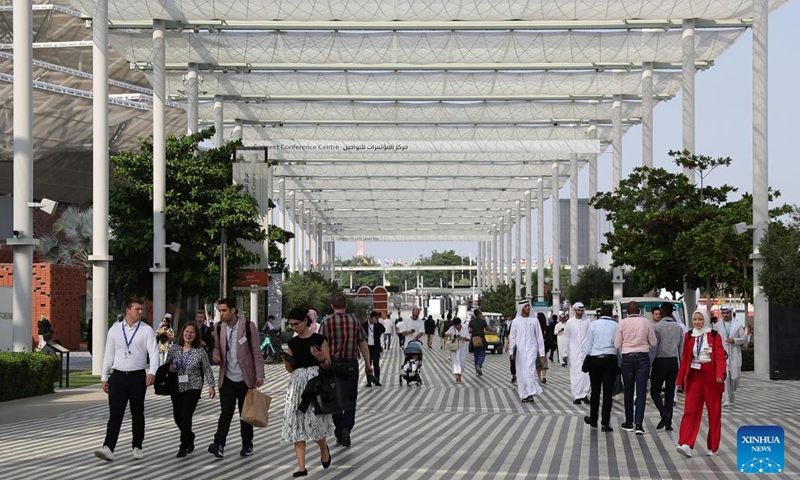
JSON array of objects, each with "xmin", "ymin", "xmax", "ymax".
[{"xmin": 400, "ymin": 341, "xmax": 424, "ymax": 386}]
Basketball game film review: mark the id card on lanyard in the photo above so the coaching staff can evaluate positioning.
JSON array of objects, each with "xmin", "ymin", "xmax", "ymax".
[
  {"xmin": 175, "ymin": 348, "xmax": 194, "ymax": 383},
  {"xmin": 691, "ymin": 335, "xmax": 704, "ymax": 370},
  {"xmin": 122, "ymin": 321, "xmax": 141, "ymax": 358}
]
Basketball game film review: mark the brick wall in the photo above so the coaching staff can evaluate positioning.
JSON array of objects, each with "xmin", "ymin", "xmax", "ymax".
[{"xmin": 0, "ymin": 263, "xmax": 86, "ymax": 350}]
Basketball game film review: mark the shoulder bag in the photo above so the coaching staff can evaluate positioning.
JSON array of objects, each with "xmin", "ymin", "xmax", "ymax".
[{"xmin": 445, "ymin": 333, "xmax": 460, "ymax": 351}]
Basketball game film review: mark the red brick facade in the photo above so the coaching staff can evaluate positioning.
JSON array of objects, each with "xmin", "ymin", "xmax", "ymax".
[{"xmin": 0, "ymin": 263, "xmax": 86, "ymax": 350}]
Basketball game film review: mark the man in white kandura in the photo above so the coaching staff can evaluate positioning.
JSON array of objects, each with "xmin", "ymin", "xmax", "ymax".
[
  {"xmin": 712, "ymin": 304, "xmax": 749, "ymax": 406},
  {"xmin": 508, "ymin": 300, "xmax": 545, "ymax": 404},
  {"xmin": 562, "ymin": 302, "xmax": 592, "ymax": 405}
]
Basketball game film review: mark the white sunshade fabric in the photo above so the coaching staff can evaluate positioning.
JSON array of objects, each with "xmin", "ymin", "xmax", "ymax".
[{"xmin": 72, "ymin": 0, "xmax": 788, "ymax": 22}]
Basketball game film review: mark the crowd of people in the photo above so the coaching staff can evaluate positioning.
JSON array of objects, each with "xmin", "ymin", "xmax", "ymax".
[{"xmin": 92, "ymin": 295, "xmax": 750, "ymax": 472}]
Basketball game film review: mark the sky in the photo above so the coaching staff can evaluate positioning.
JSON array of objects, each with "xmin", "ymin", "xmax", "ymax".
[{"xmin": 334, "ymin": 2, "xmax": 800, "ymax": 264}]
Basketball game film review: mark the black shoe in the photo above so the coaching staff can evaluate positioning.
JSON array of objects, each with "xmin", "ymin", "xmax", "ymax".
[
  {"xmin": 476, "ymin": 366, "xmax": 483, "ymax": 376},
  {"xmin": 240, "ymin": 446, "xmax": 253, "ymax": 457},
  {"xmin": 207, "ymin": 443, "xmax": 224, "ymax": 458},
  {"xmin": 635, "ymin": 424, "xmax": 645, "ymax": 435},
  {"xmin": 511, "ymin": 375, "xmax": 516, "ymax": 383},
  {"xmin": 561, "ymin": 363, "xmax": 567, "ymax": 367},
  {"xmin": 321, "ymin": 445, "xmax": 332, "ymax": 469},
  {"xmin": 541, "ymin": 377, "xmax": 547, "ymax": 385},
  {"xmin": 374, "ymin": 380, "xmax": 382, "ymax": 387},
  {"xmin": 187, "ymin": 444, "xmax": 195, "ymax": 454},
  {"xmin": 338, "ymin": 429, "xmax": 351, "ymax": 447},
  {"xmin": 365, "ymin": 382, "xmax": 373, "ymax": 388},
  {"xmin": 583, "ymin": 416, "xmax": 597, "ymax": 428},
  {"xmin": 656, "ymin": 416, "xmax": 667, "ymax": 430},
  {"xmin": 621, "ymin": 422, "xmax": 634, "ymax": 432},
  {"xmin": 601, "ymin": 424, "xmax": 614, "ymax": 433},
  {"xmin": 176, "ymin": 448, "xmax": 188, "ymax": 458},
  {"xmin": 293, "ymin": 470, "xmax": 308, "ymax": 477},
  {"xmin": 582, "ymin": 396, "xmax": 591, "ymax": 404},
  {"xmin": 665, "ymin": 423, "xmax": 674, "ymax": 431},
  {"xmin": 573, "ymin": 399, "xmax": 583, "ymax": 405}
]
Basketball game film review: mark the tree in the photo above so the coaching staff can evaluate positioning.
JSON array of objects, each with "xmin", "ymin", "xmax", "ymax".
[
  {"xmin": 282, "ymin": 271, "xmax": 343, "ymax": 316},
  {"xmin": 108, "ymin": 128, "xmax": 284, "ymax": 303},
  {"xmin": 478, "ymin": 283, "xmax": 517, "ymax": 319},
  {"xmin": 337, "ymin": 255, "xmax": 382, "ymax": 288},
  {"xmin": 38, "ymin": 206, "xmax": 94, "ymax": 318},
  {"xmin": 759, "ymin": 207, "xmax": 800, "ymax": 309},
  {"xmin": 565, "ymin": 265, "xmax": 612, "ymax": 310},
  {"xmin": 591, "ymin": 152, "xmax": 737, "ymax": 296}
]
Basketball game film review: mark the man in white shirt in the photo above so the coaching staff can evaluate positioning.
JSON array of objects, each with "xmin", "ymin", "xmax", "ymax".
[
  {"xmin": 94, "ymin": 298, "xmax": 159, "ymax": 462},
  {"xmin": 713, "ymin": 304, "xmax": 748, "ymax": 406},
  {"xmin": 403, "ymin": 308, "xmax": 425, "ymax": 347},
  {"xmin": 382, "ymin": 315, "xmax": 394, "ymax": 350}
]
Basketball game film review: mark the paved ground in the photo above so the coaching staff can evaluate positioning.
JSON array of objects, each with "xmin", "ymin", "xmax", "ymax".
[{"xmin": 1, "ymin": 344, "xmax": 797, "ymax": 479}]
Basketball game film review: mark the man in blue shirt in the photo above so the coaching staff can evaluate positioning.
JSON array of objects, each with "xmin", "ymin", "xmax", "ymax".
[{"xmin": 582, "ymin": 304, "xmax": 619, "ymax": 432}]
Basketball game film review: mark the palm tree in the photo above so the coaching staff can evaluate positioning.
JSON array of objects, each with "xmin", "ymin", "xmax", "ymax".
[{"xmin": 38, "ymin": 206, "xmax": 93, "ymax": 319}]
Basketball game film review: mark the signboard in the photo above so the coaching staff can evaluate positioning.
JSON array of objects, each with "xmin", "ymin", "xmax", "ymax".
[
  {"xmin": 236, "ymin": 270, "xmax": 269, "ymax": 288},
  {"xmin": 232, "ymin": 162, "xmax": 270, "ymax": 269},
  {"xmin": 531, "ymin": 301, "xmax": 549, "ymax": 307},
  {"xmin": 267, "ymin": 270, "xmax": 283, "ymax": 321}
]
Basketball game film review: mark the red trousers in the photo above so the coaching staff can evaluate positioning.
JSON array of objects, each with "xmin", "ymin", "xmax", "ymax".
[{"xmin": 678, "ymin": 362, "xmax": 722, "ymax": 451}]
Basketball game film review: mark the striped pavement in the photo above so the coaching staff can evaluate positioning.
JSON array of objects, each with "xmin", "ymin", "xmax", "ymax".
[{"xmin": 0, "ymin": 343, "xmax": 797, "ymax": 479}]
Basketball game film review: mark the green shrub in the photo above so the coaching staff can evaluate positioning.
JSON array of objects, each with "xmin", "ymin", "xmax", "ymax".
[
  {"xmin": 0, "ymin": 352, "xmax": 61, "ymax": 402},
  {"xmin": 741, "ymin": 346, "xmax": 754, "ymax": 372}
]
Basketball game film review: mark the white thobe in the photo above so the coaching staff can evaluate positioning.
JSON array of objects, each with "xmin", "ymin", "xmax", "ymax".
[
  {"xmin": 563, "ymin": 316, "xmax": 592, "ymax": 400},
  {"xmin": 554, "ymin": 321, "xmax": 567, "ymax": 358},
  {"xmin": 445, "ymin": 326, "xmax": 470, "ymax": 374},
  {"xmin": 508, "ymin": 315, "xmax": 545, "ymax": 400},
  {"xmin": 713, "ymin": 318, "xmax": 748, "ymax": 403}
]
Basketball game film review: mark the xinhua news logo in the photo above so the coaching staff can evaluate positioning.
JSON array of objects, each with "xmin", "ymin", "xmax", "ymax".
[{"xmin": 737, "ymin": 426, "xmax": 784, "ymax": 474}]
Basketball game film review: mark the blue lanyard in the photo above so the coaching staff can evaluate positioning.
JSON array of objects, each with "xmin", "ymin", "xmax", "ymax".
[
  {"xmin": 175, "ymin": 348, "xmax": 194, "ymax": 372},
  {"xmin": 695, "ymin": 335, "xmax": 704, "ymax": 358},
  {"xmin": 226, "ymin": 320, "xmax": 239, "ymax": 351},
  {"xmin": 121, "ymin": 321, "xmax": 141, "ymax": 354},
  {"xmin": 723, "ymin": 321, "xmax": 731, "ymax": 338}
]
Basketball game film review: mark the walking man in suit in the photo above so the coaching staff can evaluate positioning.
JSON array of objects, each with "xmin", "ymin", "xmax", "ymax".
[{"xmin": 362, "ymin": 311, "xmax": 385, "ymax": 387}]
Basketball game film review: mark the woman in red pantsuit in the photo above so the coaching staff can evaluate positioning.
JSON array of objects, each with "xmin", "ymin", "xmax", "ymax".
[{"xmin": 676, "ymin": 309, "xmax": 727, "ymax": 458}]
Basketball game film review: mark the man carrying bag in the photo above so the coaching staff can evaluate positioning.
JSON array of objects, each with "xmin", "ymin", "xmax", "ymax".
[{"xmin": 316, "ymin": 294, "xmax": 373, "ymax": 448}]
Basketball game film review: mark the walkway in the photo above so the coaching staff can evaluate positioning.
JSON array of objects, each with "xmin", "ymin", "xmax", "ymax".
[{"xmin": 0, "ymin": 344, "xmax": 796, "ymax": 479}]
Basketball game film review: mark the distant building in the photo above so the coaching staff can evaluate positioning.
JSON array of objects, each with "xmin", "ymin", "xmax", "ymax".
[{"xmin": 558, "ymin": 198, "xmax": 595, "ymax": 266}]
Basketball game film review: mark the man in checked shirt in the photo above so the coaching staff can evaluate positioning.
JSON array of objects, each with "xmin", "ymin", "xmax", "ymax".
[{"xmin": 317, "ymin": 294, "xmax": 373, "ymax": 448}]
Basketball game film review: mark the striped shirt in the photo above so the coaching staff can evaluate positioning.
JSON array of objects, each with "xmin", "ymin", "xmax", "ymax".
[{"xmin": 317, "ymin": 313, "xmax": 367, "ymax": 361}]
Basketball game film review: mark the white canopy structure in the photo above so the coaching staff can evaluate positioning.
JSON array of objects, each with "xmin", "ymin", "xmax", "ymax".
[{"xmin": 2, "ymin": 0, "xmax": 788, "ymax": 380}]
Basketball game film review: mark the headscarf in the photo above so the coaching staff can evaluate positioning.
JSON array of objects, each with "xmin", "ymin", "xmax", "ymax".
[
  {"xmin": 690, "ymin": 309, "xmax": 711, "ymax": 337},
  {"xmin": 307, "ymin": 308, "xmax": 318, "ymax": 333},
  {"xmin": 515, "ymin": 299, "xmax": 531, "ymax": 319}
]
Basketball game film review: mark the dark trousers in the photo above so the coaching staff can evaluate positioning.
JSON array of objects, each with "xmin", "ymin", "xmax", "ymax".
[
  {"xmin": 103, "ymin": 370, "xmax": 147, "ymax": 451},
  {"xmin": 397, "ymin": 333, "xmax": 405, "ymax": 348},
  {"xmin": 510, "ymin": 355, "xmax": 516, "ymax": 376},
  {"xmin": 368, "ymin": 345, "xmax": 382, "ymax": 382},
  {"xmin": 214, "ymin": 378, "xmax": 252, "ymax": 448},
  {"xmin": 588, "ymin": 356, "xmax": 618, "ymax": 426},
  {"xmin": 171, "ymin": 389, "xmax": 201, "ymax": 449},
  {"xmin": 621, "ymin": 352, "xmax": 651, "ymax": 425},
  {"xmin": 650, "ymin": 357, "xmax": 679, "ymax": 420},
  {"xmin": 331, "ymin": 359, "xmax": 359, "ymax": 434}
]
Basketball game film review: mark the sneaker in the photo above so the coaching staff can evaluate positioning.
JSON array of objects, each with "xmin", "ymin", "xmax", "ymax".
[
  {"xmin": 476, "ymin": 366, "xmax": 483, "ymax": 376},
  {"xmin": 635, "ymin": 424, "xmax": 645, "ymax": 435},
  {"xmin": 541, "ymin": 377, "xmax": 547, "ymax": 385},
  {"xmin": 722, "ymin": 400, "xmax": 730, "ymax": 407},
  {"xmin": 207, "ymin": 443, "xmax": 224, "ymax": 458},
  {"xmin": 601, "ymin": 424, "xmax": 614, "ymax": 433},
  {"xmin": 676, "ymin": 444, "xmax": 693, "ymax": 458},
  {"xmin": 132, "ymin": 448, "xmax": 144, "ymax": 460},
  {"xmin": 706, "ymin": 450, "xmax": 717, "ymax": 456},
  {"xmin": 583, "ymin": 416, "xmax": 597, "ymax": 428},
  {"xmin": 656, "ymin": 416, "xmax": 667, "ymax": 430},
  {"xmin": 94, "ymin": 446, "xmax": 114, "ymax": 462},
  {"xmin": 240, "ymin": 446, "xmax": 253, "ymax": 457},
  {"xmin": 561, "ymin": 362, "xmax": 567, "ymax": 367},
  {"xmin": 621, "ymin": 422, "xmax": 634, "ymax": 432},
  {"xmin": 510, "ymin": 375, "xmax": 516, "ymax": 383}
]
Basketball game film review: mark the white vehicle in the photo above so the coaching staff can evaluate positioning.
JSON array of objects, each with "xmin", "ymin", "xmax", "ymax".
[{"xmin": 603, "ymin": 297, "xmax": 689, "ymax": 329}]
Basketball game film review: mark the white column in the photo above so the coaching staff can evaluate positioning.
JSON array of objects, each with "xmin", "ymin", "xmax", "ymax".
[
  {"xmin": 298, "ymin": 201, "xmax": 305, "ymax": 274},
  {"xmin": 250, "ymin": 289, "xmax": 259, "ymax": 324},
  {"xmin": 90, "ymin": 0, "xmax": 111, "ymax": 370},
  {"xmin": 612, "ymin": 96, "xmax": 624, "ymax": 299},
  {"xmin": 752, "ymin": 0, "xmax": 769, "ymax": 377},
  {"xmin": 186, "ymin": 63, "xmax": 198, "ymax": 135},
  {"xmin": 214, "ymin": 95, "xmax": 224, "ymax": 147},
  {"xmin": 265, "ymin": 166, "xmax": 272, "ymax": 271},
  {"xmin": 288, "ymin": 192, "xmax": 296, "ymax": 273},
  {"xmin": 682, "ymin": 19, "xmax": 696, "ymax": 181},
  {"xmin": 588, "ymin": 122, "xmax": 598, "ymax": 265},
  {"xmin": 537, "ymin": 178, "xmax": 545, "ymax": 302},
  {"xmin": 233, "ymin": 119, "xmax": 243, "ymax": 141},
  {"xmin": 570, "ymin": 153, "xmax": 579, "ymax": 285},
  {"xmin": 151, "ymin": 19, "xmax": 168, "ymax": 322},
  {"xmin": 10, "ymin": 0, "xmax": 34, "ymax": 351},
  {"xmin": 525, "ymin": 191, "xmax": 532, "ymax": 300},
  {"xmin": 642, "ymin": 62, "xmax": 654, "ymax": 168},
  {"xmin": 476, "ymin": 240, "xmax": 482, "ymax": 291},
  {"xmin": 506, "ymin": 209, "xmax": 513, "ymax": 286},
  {"xmin": 317, "ymin": 224, "xmax": 324, "ymax": 273},
  {"xmin": 492, "ymin": 225, "xmax": 499, "ymax": 288},
  {"xmin": 498, "ymin": 216, "xmax": 505, "ymax": 285},
  {"xmin": 515, "ymin": 200, "xmax": 522, "ymax": 298},
  {"xmin": 551, "ymin": 163, "xmax": 561, "ymax": 310},
  {"xmin": 278, "ymin": 179, "xmax": 286, "ymax": 259}
]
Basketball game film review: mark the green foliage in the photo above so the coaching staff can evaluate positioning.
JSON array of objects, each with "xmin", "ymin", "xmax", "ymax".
[
  {"xmin": 108, "ymin": 128, "xmax": 287, "ymax": 301},
  {"xmin": 0, "ymin": 352, "xmax": 61, "ymax": 401},
  {"xmin": 478, "ymin": 283, "xmax": 517, "ymax": 319},
  {"xmin": 527, "ymin": 266, "xmax": 571, "ymax": 305},
  {"xmin": 337, "ymin": 256, "xmax": 383, "ymax": 288},
  {"xmin": 37, "ymin": 206, "xmax": 93, "ymax": 278},
  {"xmin": 590, "ymin": 151, "xmax": 774, "ymax": 298},
  {"xmin": 282, "ymin": 271, "xmax": 343, "ymax": 316},
  {"xmin": 337, "ymin": 250, "xmax": 473, "ymax": 290},
  {"xmin": 741, "ymin": 347, "xmax": 754, "ymax": 372},
  {"xmin": 565, "ymin": 265, "xmax": 612, "ymax": 310},
  {"xmin": 759, "ymin": 208, "xmax": 800, "ymax": 309}
]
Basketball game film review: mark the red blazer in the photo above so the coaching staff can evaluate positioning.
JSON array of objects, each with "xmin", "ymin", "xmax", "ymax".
[
  {"xmin": 212, "ymin": 320, "xmax": 265, "ymax": 389},
  {"xmin": 676, "ymin": 331, "xmax": 727, "ymax": 392}
]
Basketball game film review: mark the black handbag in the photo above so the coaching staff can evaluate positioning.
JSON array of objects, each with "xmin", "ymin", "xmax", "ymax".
[
  {"xmin": 154, "ymin": 363, "xmax": 177, "ymax": 396},
  {"xmin": 581, "ymin": 355, "xmax": 593, "ymax": 373},
  {"xmin": 315, "ymin": 369, "xmax": 350, "ymax": 415}
]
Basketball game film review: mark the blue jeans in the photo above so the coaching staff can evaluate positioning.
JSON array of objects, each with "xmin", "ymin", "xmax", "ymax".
[
  {"xmin": 473, "ymin": 345, "xmax": 486, "ymax": 368},
  {"xmin": 621, "ymin": 352, "xmax": 650, "ymax": 425}
]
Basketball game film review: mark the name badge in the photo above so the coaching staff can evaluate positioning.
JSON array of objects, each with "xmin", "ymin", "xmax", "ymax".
[
  {"xmin": 690, "ymin": 362, "xmax": 701, "ymax": 370},
  {"xmin": 238, "ymin": 336, "xmax": 248, "ymax": 345},
  {"xmin": 178, "ymin": 374, "xmax": 189, "ymax": 383}
]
